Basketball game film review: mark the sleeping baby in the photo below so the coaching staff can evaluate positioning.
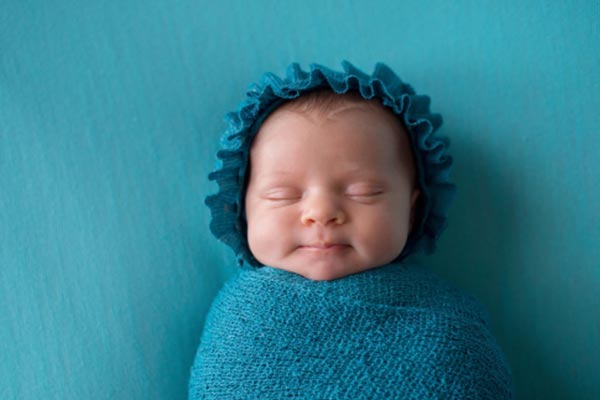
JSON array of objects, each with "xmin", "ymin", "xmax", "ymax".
[{"xmin": 189, "ymin": 61, "xmax": 514, "ymax": 399}]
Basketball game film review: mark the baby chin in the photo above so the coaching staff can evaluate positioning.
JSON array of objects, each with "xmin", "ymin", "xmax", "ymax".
[{"xmin": 283, "ymin": 245, "xmax": 370, "ymax": 281}]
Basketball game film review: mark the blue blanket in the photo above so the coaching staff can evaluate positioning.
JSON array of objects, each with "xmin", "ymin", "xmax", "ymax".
[{"xmin": 189, "ymin": 262, "xmax": 514, "ymax": 399}]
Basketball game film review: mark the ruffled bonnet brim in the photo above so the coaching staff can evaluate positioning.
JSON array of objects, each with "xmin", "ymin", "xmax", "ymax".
[{"xmin": 206, "ymin": 61, "xmax": 456, "ymax": 267}]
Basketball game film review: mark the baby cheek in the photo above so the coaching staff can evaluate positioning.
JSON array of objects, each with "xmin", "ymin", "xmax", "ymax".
[
  {"xmin": 246, "ymin": 206, "xmax": 296, "ymax": 262},
  {"xmin": 356, "ymin": 206, "xmax": 410, "ymax": 259}
]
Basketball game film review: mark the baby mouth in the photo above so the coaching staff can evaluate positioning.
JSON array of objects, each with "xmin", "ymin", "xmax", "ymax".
[{"xmin": 300, "ymin": 243, "xmax": 351, "ymax": 250}]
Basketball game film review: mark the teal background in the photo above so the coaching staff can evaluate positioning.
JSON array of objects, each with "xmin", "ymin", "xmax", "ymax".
[{"xmin": 1, "ymin": 1, "xmax": 598, "ymax": 399}]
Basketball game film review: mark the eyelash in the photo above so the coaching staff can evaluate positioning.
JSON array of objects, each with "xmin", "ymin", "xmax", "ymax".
[
  {"xmin": 266, "ymin": 197, "xmax": 301, "ymax": 202},
  {"xmin": 263, "ymin": 191, "xmax": 302, "ymax": 201},
  {"xmin": 346, "ymin": 190, "xmax": 383, "ymax": 197}
]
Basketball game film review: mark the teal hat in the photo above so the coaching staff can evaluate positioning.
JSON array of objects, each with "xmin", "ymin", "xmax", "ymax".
[{"xmin": 206, "ymin": 61, "xmax": 456, "ymax": 267}]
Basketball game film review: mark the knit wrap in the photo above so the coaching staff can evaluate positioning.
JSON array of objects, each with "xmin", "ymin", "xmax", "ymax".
[{"xmin": 189, "ymin": 262, "xmax": 514, "ymax": 399}]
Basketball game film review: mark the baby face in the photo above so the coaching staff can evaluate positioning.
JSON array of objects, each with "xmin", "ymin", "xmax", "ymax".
[{"xmin": 244, "ymin": 100, "xmax": 420, "ymax": 281}]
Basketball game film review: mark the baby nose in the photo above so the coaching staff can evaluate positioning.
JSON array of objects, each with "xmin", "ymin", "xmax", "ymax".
[{"xmin": 300, "ymin": 194, "xmax": 346, "ymax": 226}]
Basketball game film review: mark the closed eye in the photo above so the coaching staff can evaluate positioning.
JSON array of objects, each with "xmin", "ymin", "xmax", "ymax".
[
  {"xmin": 346, "ymin": 191, "xmax": 384, "ymax": 202},
  {"xmin": 265, "ymin": 196, "xmax": 301, "ymax": 201},
  {"xmin": 261, "ymin": 189, "xmax": 302, "ymax": 201},
  {"xmin": 347, "ymin": 191, "xmax": 382, "ymax": 197}
]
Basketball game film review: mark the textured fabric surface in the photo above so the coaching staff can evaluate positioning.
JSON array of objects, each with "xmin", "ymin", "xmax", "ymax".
[
  {"xmin": 189, "ymin": 262, "xmax": 514, "ymax": 399},
  {"xmin": 205, "ymin": 61, "xmax": 456, "ymax": 267}
]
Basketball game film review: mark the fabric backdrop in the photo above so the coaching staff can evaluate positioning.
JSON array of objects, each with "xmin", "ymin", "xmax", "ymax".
[{"xmin": 1, "ymin": 1, "xmax": 598, "ymax": 399}]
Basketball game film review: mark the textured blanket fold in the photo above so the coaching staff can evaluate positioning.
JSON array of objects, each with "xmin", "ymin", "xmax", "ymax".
[{"xmin": 189, "ymin": 263, "xmax": 513, "ymax": 399}]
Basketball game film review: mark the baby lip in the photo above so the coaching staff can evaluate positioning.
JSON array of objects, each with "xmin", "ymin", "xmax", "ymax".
[{"xmin": 303, "ymin": 243, "xmax": 349, "ymax": 249}]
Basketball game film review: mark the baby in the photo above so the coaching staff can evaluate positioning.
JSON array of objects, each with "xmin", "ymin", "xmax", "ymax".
[{"xmin": 190, "ymin": 62, "xmax": 514, "ymax": 399}]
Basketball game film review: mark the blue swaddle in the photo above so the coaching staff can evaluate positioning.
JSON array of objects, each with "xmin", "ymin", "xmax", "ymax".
[{"xmin": 189, "ymin": 262, "xmax": 514, "ymax": 399}]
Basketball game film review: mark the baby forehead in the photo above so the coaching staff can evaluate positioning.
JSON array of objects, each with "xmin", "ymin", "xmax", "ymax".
[
  {"xmin": 250, "ymin": 96, "xmax": 417, "ymax": 174},
  {"xmin": 253, "ymin": 91, "xmax": 410, "ymax": 150},
  {"xmin": 251, "ymin": 113, "xmax": 406, "ymax": 165}
]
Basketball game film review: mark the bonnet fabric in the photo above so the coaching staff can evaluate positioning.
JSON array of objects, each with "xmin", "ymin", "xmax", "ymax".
[{"xmin": 205, "ymin": 60, "xmax": 456, "ymax": 267}]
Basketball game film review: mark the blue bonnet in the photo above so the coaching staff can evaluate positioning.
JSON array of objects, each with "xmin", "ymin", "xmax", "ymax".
[{"xmin": 205, "ymin": 61, "xmax": 456, "ymax": 267}]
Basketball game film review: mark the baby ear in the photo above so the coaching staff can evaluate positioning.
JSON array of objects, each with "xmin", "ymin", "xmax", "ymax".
[{"xmin": 409, "ymin": 189, "xmax": 421, "ymax": 232}]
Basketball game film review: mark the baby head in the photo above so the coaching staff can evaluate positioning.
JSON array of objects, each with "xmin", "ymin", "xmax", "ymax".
[
  {"xmin": 244, "ymin": 90, "xmax": 421, "ymax": 280},
  {"xmin": 206, "ymin": 62, "xmax": 455, "ymax": 280}
]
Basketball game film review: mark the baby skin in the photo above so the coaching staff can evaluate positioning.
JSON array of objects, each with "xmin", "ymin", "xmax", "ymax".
[{"xmin": 244, "ymin": 92, "xmax": 421, "ymax": 281}]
